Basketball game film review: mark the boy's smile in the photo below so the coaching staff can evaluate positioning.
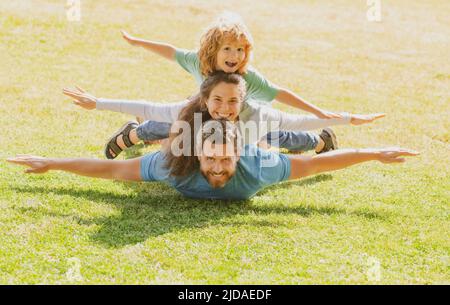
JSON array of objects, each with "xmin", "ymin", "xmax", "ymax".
[
  {"xmin": 225, "ymin": 61, "xmax": 238, "ymax": 68},
  {"xmin": 215, "ymin": 37, "xmax": 247, "ymax": 73}
]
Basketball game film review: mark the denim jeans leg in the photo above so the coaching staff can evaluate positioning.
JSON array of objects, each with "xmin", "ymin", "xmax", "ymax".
[
  {"xmin": 265, "ymin": 131, "xmax": 318, "ymax": 152},
  {"xmin": 136, "ymin": 120, "xmax": 171, "ymax": 141}
]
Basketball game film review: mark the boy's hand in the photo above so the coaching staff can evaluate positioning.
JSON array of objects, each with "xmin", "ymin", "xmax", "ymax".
[
  {"xmin": 350, "ymin": 113, "xmax": 386, "ymax": 125},
  {"xmin": 121, "ymin": 30, "xmax": 139, "ymax": 46},
  {"xmin": 315, "ymin": 110, "xmax": 342, "ymax": 119},
  {"xmin": 7, "ymin": 155, "xmax": 52, "ymax": 174},
  {"xmin": 376, "ymin": 148, "xmax": 419, "ymax": 163},
  {"xmin": 63, "ymin": 86, "xmax": 97, "ymax": 110}
]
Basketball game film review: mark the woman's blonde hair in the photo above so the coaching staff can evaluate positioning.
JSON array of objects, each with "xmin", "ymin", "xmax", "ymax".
[{"xmin": 198, "ymin": 12, "xmax": 254, "ymax": 77}]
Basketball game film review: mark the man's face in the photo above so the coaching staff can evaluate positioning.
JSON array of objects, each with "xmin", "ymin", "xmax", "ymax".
[
  {"xmin": 215, "ymin": 37, "xmax": 247, "ymax": 73},
  {"xmin": 206, "ymin": 82, "xmax": 243, "ymax": 122},
  {"xmin": 199, "ymin": 142, "xmax": 239, "ymax": 188}
]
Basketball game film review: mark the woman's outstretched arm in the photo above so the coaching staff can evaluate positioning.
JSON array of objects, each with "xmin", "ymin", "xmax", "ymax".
[
  {"xmin": 255, "ymin": 102, "xmax": 385, "ymax": 132},
  {"xmin": 63, "ymin": 87, "xmax": 188, "ymax": 123}
]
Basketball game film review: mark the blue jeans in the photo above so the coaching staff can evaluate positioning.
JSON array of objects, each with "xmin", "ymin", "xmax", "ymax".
[
  {"xmin": 136, "ymin": 120, "xmax": 318, "ymax": 151},
  {"xmin": 136, "ymin": 120, "xmax": 172, "ymax": 141},
  {"xmin": 263, "ymin": 131, "xmax": 318, "ymax": 151}
]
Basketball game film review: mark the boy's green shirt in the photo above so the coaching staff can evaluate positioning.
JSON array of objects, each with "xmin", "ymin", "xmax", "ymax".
[{"xmin": 175, "ymin": 48, "xmax": 280, "ymax": 104}]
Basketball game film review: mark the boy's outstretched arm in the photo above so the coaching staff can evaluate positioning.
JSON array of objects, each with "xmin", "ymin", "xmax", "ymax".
[
  {"xmin": 276, "ymin": 88, "xmax": 342, "ymax": 119},
  {"xmin": 288, "ymin": 147, "xmax": 419, "ymax": 180},
  {"xmin": 121, "ymin": 30, "xmax": 176, "ymax": 61},
  {"xmin": 7, "ymin": 155, "xmax": 142, "ymax": 182}
]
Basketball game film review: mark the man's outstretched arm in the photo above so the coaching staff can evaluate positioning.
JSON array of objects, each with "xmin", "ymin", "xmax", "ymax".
[
  {"xmin": 6, "ymin": 155, "xmax": 142, "ymax": 182},
  {"xmin": 288, "ymin": 148, "xmax": 419, "ymax": 180}
]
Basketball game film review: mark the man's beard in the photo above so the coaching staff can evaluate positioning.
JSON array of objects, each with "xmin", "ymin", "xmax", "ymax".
[{"xmin": 201, "ymin": 170, "xmax": 234, "ymax": 188}]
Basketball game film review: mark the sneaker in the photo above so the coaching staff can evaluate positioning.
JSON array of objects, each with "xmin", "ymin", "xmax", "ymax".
[{"xmin": 316, "ymin": 128, "xmax": 338, "ymax": 154}]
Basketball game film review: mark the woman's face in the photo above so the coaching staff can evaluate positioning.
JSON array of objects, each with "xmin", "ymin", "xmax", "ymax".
[
  {"xmin": 215, "ymin": 37, "xmax": 247, "ymax": 73},
  {"xmin": 206, "ymin": 82, "xmax": 243, "ymax": 122}
]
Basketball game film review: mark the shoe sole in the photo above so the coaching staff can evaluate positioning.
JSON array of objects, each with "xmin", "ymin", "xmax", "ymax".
[
  {"xmin": 104, "ymin": 121, "xmax": 138, "ymax": 159},
  {"xmin": 323, "ymin": 127, "xmax": 338, "ymax": 150}
]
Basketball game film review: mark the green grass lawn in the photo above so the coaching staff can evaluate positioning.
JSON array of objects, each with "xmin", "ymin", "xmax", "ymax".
[{"xmin": 0, "ymin": 0, "xmax": 449, "ymax": 284}]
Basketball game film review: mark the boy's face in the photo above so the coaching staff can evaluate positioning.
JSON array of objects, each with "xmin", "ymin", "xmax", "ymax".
[
  {"xmin": 199, "ymin": 142, "xmax": 239, "ymax": 188},
  {"xmin": 206, "ymin": 81, "xmax": 243, "ymax": 122},
  {"xmin": 215, "ymin": 37, "xmax": 247, "ymax": 73}
]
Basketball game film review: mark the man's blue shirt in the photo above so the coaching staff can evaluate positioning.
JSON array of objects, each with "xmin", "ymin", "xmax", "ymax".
[{"xmin": 140, "ymin": 145, "xmax": 291, "ymax": 200}]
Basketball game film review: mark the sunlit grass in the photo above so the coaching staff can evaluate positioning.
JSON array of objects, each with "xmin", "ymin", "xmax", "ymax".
[{"xmin": 0, "ymin": 0, "xmax": 448, "ymax": 284}]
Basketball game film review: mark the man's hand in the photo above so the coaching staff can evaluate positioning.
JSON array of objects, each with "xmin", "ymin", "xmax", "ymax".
[
  {"xmin": 63, "ymin": 86, "xmax": 97, "ymax": 110},
  {"xmin": 376, "ymin": 148, "xmax": 420, "ymax": 163},
  {"xmin": 121, "ymin": 30, "xmax": 139, "ymax": 46},
  {"xmin": 7, "ymin": 155, "xmax": 52, "ymax": 174},
  {"xmin": 350, "ymin": 113, "xmax": 386, "ymax": 125}
]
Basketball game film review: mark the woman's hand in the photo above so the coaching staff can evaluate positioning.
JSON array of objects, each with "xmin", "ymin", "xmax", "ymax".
[
  {"xmin": 350, "ymin": 113, "xmax": 386, "ymax": 125},
  {"xmin": 63, "ymin": 86, "xmax": 97, "ymax": 110}
]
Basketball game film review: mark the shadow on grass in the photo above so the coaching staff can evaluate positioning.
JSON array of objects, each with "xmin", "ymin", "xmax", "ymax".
[
  {"xmin": 257, "ymin": 174, "xmax": 333, "ymax": 196},
  {"xmin": 12, "ymin": 175, "xmax": 386, "ymax": 249},
  {"xmin": 122, "ymin": 142, "xmax": 147, "ymax": 159}
]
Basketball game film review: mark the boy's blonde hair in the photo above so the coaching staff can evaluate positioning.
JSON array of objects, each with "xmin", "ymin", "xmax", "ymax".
[{"xmin": 198, "ymin": 12, "xmax": 254, "ymax": 77}]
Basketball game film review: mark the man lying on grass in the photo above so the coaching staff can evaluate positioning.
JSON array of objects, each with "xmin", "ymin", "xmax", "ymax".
[{"xmin": 7, "ymin": 119, "xmax": 418, "ymax": 200}]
